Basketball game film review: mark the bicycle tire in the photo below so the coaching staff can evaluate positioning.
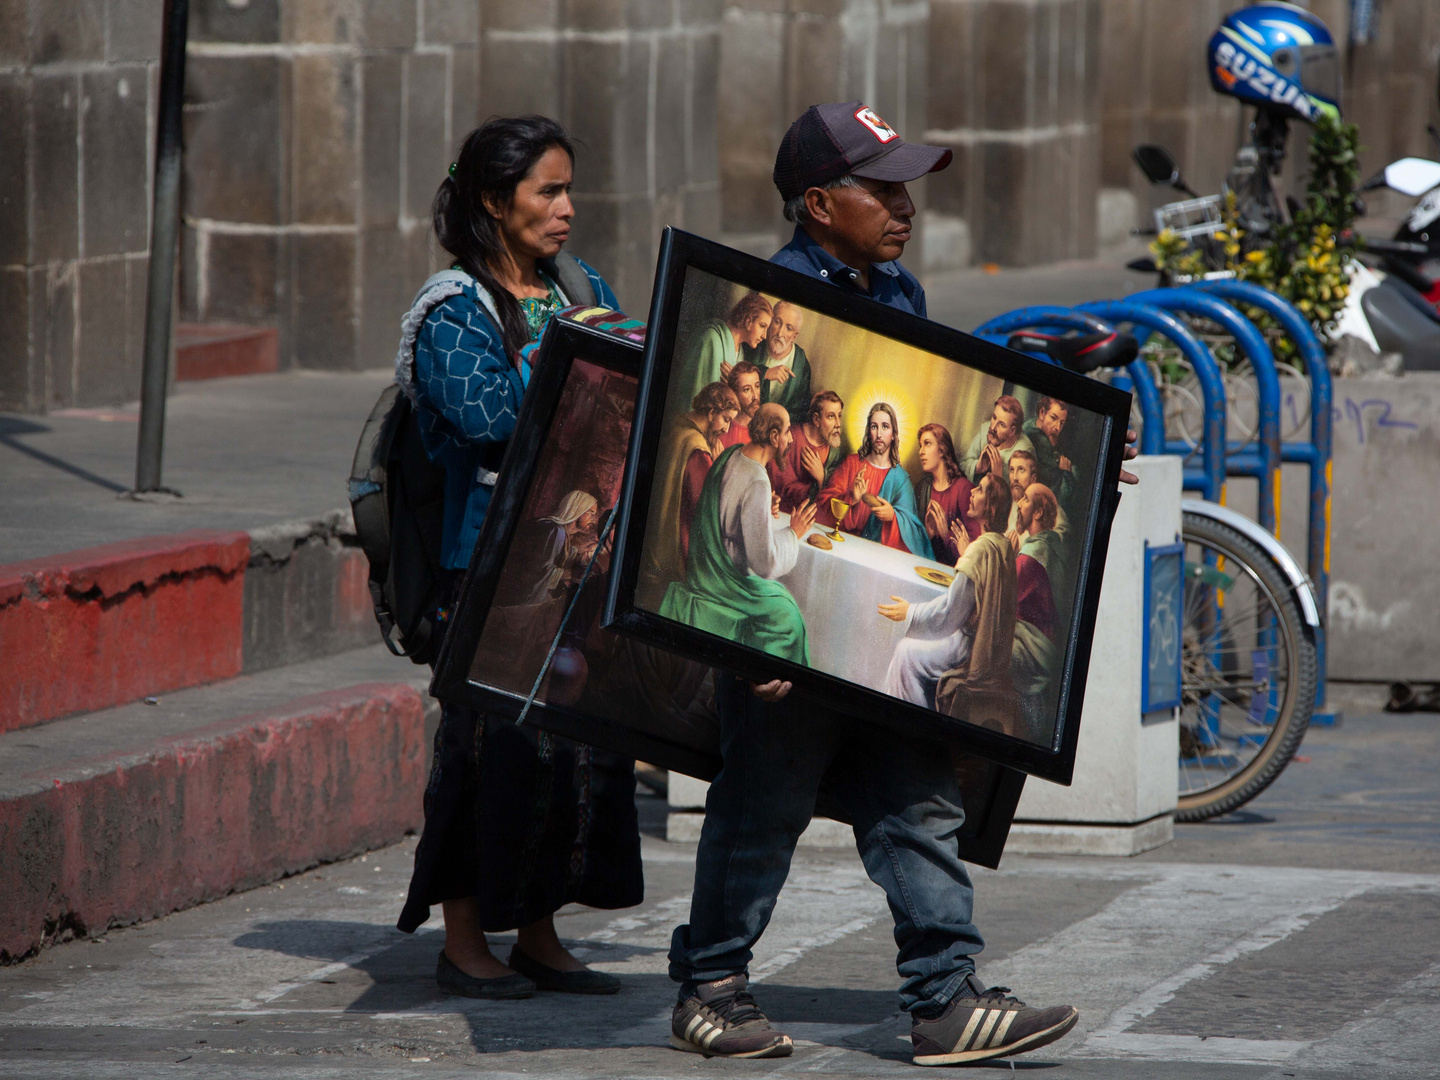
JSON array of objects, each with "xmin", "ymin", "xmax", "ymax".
[{"xmin": 1176, "ymin": 510, "xmax": 1318, "ymax": 821}]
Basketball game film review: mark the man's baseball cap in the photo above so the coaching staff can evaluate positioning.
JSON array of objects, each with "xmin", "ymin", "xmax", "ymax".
[{"xmin": 773, "ymin": 101, "xmax": 952, "ymax": 201}]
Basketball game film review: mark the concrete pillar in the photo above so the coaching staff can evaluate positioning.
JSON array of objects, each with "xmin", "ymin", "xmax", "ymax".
[
  {"xmin": 925, "ymin": 0, "xmax": 1103, "ymax": 268},
  {"xmin": 1009, "ymin": 454, "xmax": 1182, "ymax": 856},
  {"xmin": 479, "ymin": 0, "xmax": 722, "ymax": 315}
]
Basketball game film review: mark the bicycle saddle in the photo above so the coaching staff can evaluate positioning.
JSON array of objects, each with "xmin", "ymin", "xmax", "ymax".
[{"xmin": 1005, "ymin": 330, "xmax": 1139, "ymax": 373}]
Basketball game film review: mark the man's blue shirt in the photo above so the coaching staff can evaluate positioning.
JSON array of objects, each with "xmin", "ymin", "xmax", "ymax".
[{"xmin": 770, "ymin": 225, "xmax": 927, "ymax": 317}]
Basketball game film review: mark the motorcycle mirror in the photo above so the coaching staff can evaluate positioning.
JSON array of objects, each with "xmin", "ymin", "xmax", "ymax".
[
  {"xmin": 1383, "ymin": 157, "xmax": 1440, "ymax": 198},
  {"xmin": 1133, "ymin": 144, "xmax": 1184, "ymax": 188}
]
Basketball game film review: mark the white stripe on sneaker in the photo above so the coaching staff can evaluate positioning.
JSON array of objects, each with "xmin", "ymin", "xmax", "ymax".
[
  {"xmin": 701, "ymin": 1024, "xmax": 723, "ymax": 1049},
  {"xmin": 972, "ymin": 1010, "xmax": 1001, "ymax": 1050},
  {"xmin": 685, "ymin": 1014, "xmax": 707, "ymax": 1041},
  {"xmin": 988, "ymin": 1010, "xmax": 1017, "ymax": 1047},
  {"xmin": 957, "ymin": 1009, "xmax": 987, "ymax": 1050}
]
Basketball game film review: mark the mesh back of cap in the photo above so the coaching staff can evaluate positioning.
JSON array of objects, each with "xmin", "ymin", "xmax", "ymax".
[{"xmin": 773, "ymin": 108, "xmax": 850, "ymax": 200}]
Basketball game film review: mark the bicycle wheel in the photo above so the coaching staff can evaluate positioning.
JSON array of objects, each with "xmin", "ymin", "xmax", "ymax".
[{"xmin": 1177, "ymin": 510, "xmax": 1318, "ymax": 821}]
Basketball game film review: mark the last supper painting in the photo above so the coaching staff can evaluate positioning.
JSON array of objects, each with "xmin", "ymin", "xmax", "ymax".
[{"xmin": 606, "ymin": 230, "xmax": 1132, "ymax": 784}]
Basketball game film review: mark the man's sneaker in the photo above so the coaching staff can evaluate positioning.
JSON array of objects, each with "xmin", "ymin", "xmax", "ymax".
[
  {"xmin": 670, "ymin": 974, "xmax": 793, "ymax": 1058},
  {"xmin": 910, "ymin": 975, "xmax": 1078, "ymax": 1066}
]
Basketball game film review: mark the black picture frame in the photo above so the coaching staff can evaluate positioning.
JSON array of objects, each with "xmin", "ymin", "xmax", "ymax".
[
  {"xmin": 428, "ymin": 316, "xmax": 721, "ymax": 780},
  {"xmin": 428, "ymin": 312, "xmax": 1026, "ymax": 868},
  {"xmin": 603, "ymin": 228, "xmax": 1131, "ymax": 786}
]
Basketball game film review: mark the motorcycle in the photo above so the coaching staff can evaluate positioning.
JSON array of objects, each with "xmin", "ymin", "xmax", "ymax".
[{"xmin": 1127, "ymin": 142, "xmax": 1440, "ymax": 372}]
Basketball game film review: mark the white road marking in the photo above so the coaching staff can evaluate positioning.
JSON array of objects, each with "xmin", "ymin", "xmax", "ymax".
[
  {"xmin": 1095, "ymin": 1033, "xmax": 1310, "ymax": 1063},
  {"xmin": 982, "ymin": 861, "xmax": 1440, "ymax": 1065}
]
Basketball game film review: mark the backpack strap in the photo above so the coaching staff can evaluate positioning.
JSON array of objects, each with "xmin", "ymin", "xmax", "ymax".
[
  {"xmin": 545, "ymin": 251, "xmax": 598, "ymax": 307},
  {"xmin": 393, "ymin": 268, "xmax": 505, "ymax": 402}
]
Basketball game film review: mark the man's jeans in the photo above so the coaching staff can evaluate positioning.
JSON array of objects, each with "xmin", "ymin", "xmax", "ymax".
[{"xmin": 668, "ymin": 675, "xmax": 984, "ymax": 1013}]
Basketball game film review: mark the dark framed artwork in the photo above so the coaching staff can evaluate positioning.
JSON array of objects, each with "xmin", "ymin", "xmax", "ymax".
[
  {"xmin": 604, "ymin": 229, "xmax": 1132, "ymax": 785},
  {"xmin": 429, "ymin": 310, "xmax": 1025, "ymax": 868},
  {"xmin": 429, "ymin": 313, "xmax": 723, "ymax": 780}
]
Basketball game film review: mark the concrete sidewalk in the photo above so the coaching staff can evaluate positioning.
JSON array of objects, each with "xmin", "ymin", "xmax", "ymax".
[
  {"xmin": 0, "ymin": 370, "xmax": 391, "ymax": 564},
  {"xmin": 0, "ymin": 685, "xmax": 1436, "ymax": 1079}
]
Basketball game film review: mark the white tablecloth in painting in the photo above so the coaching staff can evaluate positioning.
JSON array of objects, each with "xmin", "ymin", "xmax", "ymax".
[{"xmin": 775, "ymin": 517, "xmax": 956, "ymax": 692}]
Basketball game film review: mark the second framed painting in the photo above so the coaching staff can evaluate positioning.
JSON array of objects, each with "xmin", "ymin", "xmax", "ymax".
[
  {"xmin": 605, "ymin": 229, "xmax": 1133, "ymax": 785},
  {"xmin": 428, "ymin": 310, "xmax": 724, "ymax": 780}
]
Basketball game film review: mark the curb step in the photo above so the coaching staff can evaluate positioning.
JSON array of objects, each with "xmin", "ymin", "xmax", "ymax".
[
  {"xmin": 1, "ymin": 512, "xmax": 375, "ymax": 734},
  {"xmin": 0, "ymin": 646, "xmax": 433, "ymax": 963},
  {"xmin": 175, "ymin": 323, "xmax": 279, "ymax": 382}
]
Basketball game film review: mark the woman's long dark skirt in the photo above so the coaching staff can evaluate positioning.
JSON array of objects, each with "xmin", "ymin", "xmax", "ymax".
[{"xmin": 397, "ymin": 579, "xmax": 644, "ymax": 934}]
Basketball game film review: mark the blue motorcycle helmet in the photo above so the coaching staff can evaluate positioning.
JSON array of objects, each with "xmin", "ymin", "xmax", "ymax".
[{"xmin": 1208, "ymin": 2, "xmax": 1341, "ymax": 122}]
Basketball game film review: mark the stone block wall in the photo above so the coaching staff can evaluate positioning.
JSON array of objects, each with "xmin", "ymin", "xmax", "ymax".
[
  {"xmin": 476, "ymin": 0, "xmax": 723, "ymax": 314},
  {"xmin": 925, "ymin": 0, "xmax": 1103, "ymax": 268},
  {"xmin": 180, "ymin": 0, "xmax": 481, "ymax": 372},
  {"xmin": 716, "ymin": 0, "xmax": 930, "ymax": 252},
  {"xmin": 8, "ymin": 1, "xmax": 1440, "ymax": 411},
  {"xmin": 0, "ymin": 0, "xmax": 160, "ymax": 412}
]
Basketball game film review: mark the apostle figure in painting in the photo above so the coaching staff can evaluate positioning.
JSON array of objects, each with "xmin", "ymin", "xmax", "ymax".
[
  {"xmin": 877, "ymin": 473, "xmax": 1015, "ymax": 712},
  {"xmin": 769, "ymin": 390, "xmax": 844, "ymax": 513},
  {"xmin": 644, "ymin": 382, "xmax": 742, "ymax": 599},
  {"xmin": 744, "ymin": 300, "xmax": 813, "ymax": 426},
  {"xmin": 715, "ymin": 361, "xmax": 764, "ymax": 451},
  {"xmin": 497, "ymin": 490, "xmax": 600, "ymax": 607},
  {"xmin": 914, "ymin": 422, "xmax": 978, "ymax": 564},
  {"xmin": 685, "ymin": 291, "xmax": 774, "ymax": 407},
  {"xmin": 1002, "ymin": 450, "xmax": 1038, "ymax": 531},
  {"xmin": 816, "ymin": 402, "xmax": 929, "ymax": 554},
  {"xmin": 660, "ymin": 404, "xmax": 819, "ymax": 664},
  {"xmin": 959, "ymin": 394, "xmax": 1033, "ymax": 484},
  {"xmin": 1024, "ymin": 396, "xmax": 1082, "ymax": 518},
  {"xmin": 1009, "ymin": 483, "xmax": 1064, "ymax": 742},
  {"xmin": 1008, "ymin": 481, "xmax": 1071, "ymax": 630}
]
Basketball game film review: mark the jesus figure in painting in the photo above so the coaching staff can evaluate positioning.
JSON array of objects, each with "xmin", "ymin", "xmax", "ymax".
[{"xmin": 815, "ymin": 402, "xmax": 928, "ymax": 554}]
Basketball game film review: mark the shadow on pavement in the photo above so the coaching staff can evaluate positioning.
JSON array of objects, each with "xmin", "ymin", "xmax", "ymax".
[
  {"xmin": 231, "ymin": 919, "xmax": 930, "ymax": 1062},
  {"xmin": 0, "ymin": 415, "xmax": 128, "ymax": 494}
]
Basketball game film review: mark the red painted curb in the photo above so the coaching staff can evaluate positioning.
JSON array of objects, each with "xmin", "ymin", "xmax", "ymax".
[
  {"xmin": 175, "ymin": 324, "xmax": 280, "ymax": 382},
  {"xmin": 0, "ymin": 682, "xmax": 426, "ymax": 962},
  {"xmin": 0, "ymin": 531, "xmax": 251, "ymax": 733}
]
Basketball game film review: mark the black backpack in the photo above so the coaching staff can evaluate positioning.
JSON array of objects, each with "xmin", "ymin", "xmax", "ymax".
[{"xmin": 349, "ymin": 256, "xmax": 597, "ymax": 665}]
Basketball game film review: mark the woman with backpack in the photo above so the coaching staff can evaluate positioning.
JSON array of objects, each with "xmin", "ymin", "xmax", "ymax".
[{"xmin": 394, "ymin": 116, "xmax": 640, "ymax": 999}]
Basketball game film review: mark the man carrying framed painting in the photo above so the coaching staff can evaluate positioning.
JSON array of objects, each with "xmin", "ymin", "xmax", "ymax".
[{"xmin": 664, "ymin": 102, "xmax": 1087, "ymax": 1067}]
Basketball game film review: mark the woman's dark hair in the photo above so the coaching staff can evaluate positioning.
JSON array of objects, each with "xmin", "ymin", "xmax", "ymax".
[{"xmin": 433, "ymin": 115, "xmax": 575, "ymax": 366}]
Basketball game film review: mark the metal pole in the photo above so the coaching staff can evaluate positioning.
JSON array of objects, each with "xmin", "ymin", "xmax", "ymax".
[{"xmin": 134, "ymin": 0, "xmax": 189, "ymax": 494}]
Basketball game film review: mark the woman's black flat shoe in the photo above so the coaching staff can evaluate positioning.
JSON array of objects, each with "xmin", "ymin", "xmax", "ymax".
[
  {"xmin": 436, "ymin": 951, "xmax": 535, "ymax": 999},
  {"xmin": 507, "ymin": 946, "xmax": 622, "ymax": 995}
]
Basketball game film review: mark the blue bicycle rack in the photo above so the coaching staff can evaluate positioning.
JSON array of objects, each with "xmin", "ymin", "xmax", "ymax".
[
  {"xmin": 1073, "ymin": 299, "xmax": 1230, "ymax": 505},
  {"xmin": 1189, "ymin": 280, "xmax": 1337, "ymax": 726},
  {"xmin": 1127, "ymin": 288, "xmax": 1284, "ymax": 538}
]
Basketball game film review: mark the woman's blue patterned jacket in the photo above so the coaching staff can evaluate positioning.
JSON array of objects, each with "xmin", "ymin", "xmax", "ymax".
[{"xmin": 403, "ymin": 258, "xmax": 618, "ymax": 569}]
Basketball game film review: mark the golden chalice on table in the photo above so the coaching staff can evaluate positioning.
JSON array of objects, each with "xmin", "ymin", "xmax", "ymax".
[{"xmin": 826, "ymin": 497, "xmax": 850, "ymax": 542}]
